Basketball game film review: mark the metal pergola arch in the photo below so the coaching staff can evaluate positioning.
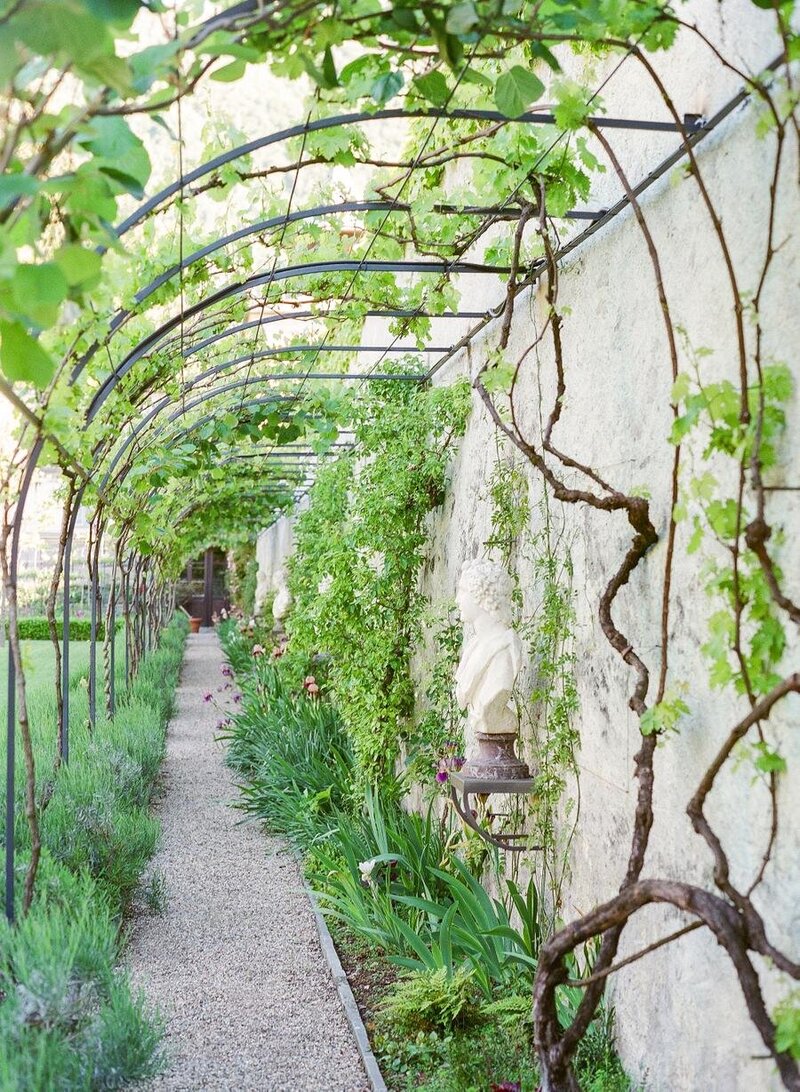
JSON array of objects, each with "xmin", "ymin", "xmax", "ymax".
[
  {"xmin": 113, "ymin": 105, "xmax": 687, "ymax": 240},
  {"xmin": 84, "ymin": 258, "xmax": 511, "ymax": 422},
  {"xmin": 69, "ymin": 102, "xmax": 691, "ymax": 392},
  {"xmin": 4, "ymin": 66, "xmax": 751, "ymax": 921},
  {"xmin": 127, "ymin": 199, "xmax": 604, "ymax": 320},
  {"xmin": 179, "ymin": 307, "xmax": 488, "ymax": 359}
]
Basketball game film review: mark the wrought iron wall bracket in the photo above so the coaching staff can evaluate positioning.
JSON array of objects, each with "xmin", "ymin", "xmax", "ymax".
[{"xmin": 449, "ymin": 772, "xmax": 541, "ymax": 853}]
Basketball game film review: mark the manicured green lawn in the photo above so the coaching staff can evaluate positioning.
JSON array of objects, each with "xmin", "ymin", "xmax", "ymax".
[
  {"xmin": 0, "ymin": 639, "xmax": 91, "ymax": 717},
  {"xmin": 0, "ymin": 632, "xmax": 126, "ymax": 783}
]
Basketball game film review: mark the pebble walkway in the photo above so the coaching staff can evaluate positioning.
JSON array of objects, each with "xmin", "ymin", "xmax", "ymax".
[{"xmin": 128, "ymin": 630, "xmax": 369, "ymax": 1092}]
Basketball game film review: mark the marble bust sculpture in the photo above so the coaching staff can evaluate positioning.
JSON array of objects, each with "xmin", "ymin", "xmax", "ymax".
[
  {"xmin": 455, "ymin": 559, "xmax": 529, "ymax": 780},
  {"xmin": 254, "ymin": 566, "xmax": 270, "ymax": 616},
  {"xmin": 272, "ymin": 566, "xmax": 292, "ymax": 627}
]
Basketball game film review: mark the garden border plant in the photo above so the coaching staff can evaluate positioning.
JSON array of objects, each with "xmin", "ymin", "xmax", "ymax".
[
  {"xmin": 0, "ymin": 613, "xmax": 187, "ymax": 1089},
  {"xmin": 219, "ymin": 618, "xmax": 628, "ymax": 1091}
]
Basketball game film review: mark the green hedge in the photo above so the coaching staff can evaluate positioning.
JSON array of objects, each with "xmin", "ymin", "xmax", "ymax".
[{"xmin": 14, "ymin": 617, "xmax": 105, "ymax": 641}]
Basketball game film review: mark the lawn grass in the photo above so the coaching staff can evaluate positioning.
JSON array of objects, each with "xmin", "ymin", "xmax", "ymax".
[
  {"xmin": 0, "ymin": 632, "xmax": 126, "ymax": 796},
  {"xmin": 0, "ymin": 638, "xmax": 91, "ymax": 706}
]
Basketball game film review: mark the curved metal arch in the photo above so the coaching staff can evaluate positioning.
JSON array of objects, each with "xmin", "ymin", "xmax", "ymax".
[
  {"xmin": 169, "ymin": 487, "xmax": 298, "ymax": 543},
  {"xmin": 180, "ymin": 307, "xmax": 487, "ymax": 359},
  {"xmin": 101, "ymin": 348, "xmax": 417, "ymax": 487},
  {"xmin": 125, "ymin": 199, "xmax": 550, "ymax": 324},
  {"xmin": 97, "ymin": 331, "xmax": 421, "ymax": 491},
  {"xmin": 139, "ymin": 342, "xmax": 434, "ymax": 407},
  {"xmin": 115, "ymin": 106, "xmax": 680, "ymax": 239},
  {"xmin": 86, "ymin": 258, "xmax": 508, "ymax": 422},
  {"xmin": 69, "ymin": 100, "xmax": 675, "ymax": 391},
  {"xmin": 98, "ymin": 390, "xmax": 296, "ymax": 493}
]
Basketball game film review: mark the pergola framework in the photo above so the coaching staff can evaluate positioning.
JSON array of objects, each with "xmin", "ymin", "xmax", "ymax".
[{"xmin": 3, "ymin": 55, "xmax": 759, "ymax": 925}]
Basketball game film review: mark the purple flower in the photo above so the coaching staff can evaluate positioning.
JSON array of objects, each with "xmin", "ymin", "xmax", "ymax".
[
  {"xmin": 221, "ymin": 665, "xmax": 233, "ymax": 678},
  {"xmin": 436, "ymin": 770, "xmax": 449, "ymax": 784},
  {"xmin": 203, "ymin": 692, "xmax": 213, "ymax": 703},
  {"xmin": 452, "ymin": 755, "xmax": 465, "ymax": 771},
  {"xmin": 233, "ymin": 693, "xmax": 242, "ymax": 703}
]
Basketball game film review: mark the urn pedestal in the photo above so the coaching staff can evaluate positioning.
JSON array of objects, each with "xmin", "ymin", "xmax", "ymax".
[{"xmin": 460, "ymin": 731, "xmax": 530, "ymax": 781}]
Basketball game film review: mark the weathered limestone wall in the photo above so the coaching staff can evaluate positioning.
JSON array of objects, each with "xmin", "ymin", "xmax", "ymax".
[{"xmin": 416, "ymin": 6, "xmax": 800, "ymax": 1088}]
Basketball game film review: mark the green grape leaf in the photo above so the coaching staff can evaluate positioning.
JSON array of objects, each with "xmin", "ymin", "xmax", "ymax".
[
  {"xmin": 11, "ymin": 262, "xmax": 68, "ymax": 327},
  {"xmin": 210, "ymin": 58, "xmax": 247, "ymax": 82},
  {"xmin": 445, "ymin": 2, "xmax": 479, "ymax": 34},
  {"xmin": 0, "ymin": 320, "xmax": 55, "ymax": 388},
  {"xmin": 83, "ymin": 0, "xmax": 142, "ymax": 25},
  {"xmin": 495, "ymin": 66, "xmax": 545, "ymax": 118},
  {"xmin": 553, "ymin": 80, "xmax": 593, "ymax": 130},
  {"xmin": 0, "ymin": 173, "xmax": 41, "ymax": 213},
  {"xmin": 391, "ymin": 6, "xmax": 419, "ymax": 30},
  {"xmin": 76, "ymin": 115, "xmax": 151, "ymax": 193},
  {"xmin": 55, "ymin": 244, "xmax": 102, "ymax": 289},
  {"xmin": 753, "ymin": 742, "xmax": 787, "ymax": 775},
  {"xmin": 413, "ymin": 70, "xmax": 450, "ymax": 107},
  {"xmin": 775, "ymin": 996, "xmax": 800, "ymax": 1059},
  {"xmin": 13, "ymin": 1, "xmax": 115, "ymax": 65},
  {"xmin": 371, "ymin": 70, "xmax": 404, "ymax": 104}
]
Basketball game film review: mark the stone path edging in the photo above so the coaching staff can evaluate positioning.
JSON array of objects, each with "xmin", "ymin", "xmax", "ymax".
[{"xmin": 303, "ymin": 878, "xmax": 388, "ymax": 1092}]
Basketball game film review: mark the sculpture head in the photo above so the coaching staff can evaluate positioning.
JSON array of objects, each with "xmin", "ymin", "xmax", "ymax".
[{"xmin": 456, "ymin": 558, "xmax": 514, "ymax": 627}]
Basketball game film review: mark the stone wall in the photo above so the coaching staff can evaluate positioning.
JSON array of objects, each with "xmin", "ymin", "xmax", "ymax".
[{"xmin": 416, "ymin": 6, "xmax": 800, "ymax": 1088}]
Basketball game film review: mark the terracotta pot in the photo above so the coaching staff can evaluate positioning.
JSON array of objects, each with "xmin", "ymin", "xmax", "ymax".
[{"xmin": 189, "ymin": 617, "xmax": 202, "ymax": 634}]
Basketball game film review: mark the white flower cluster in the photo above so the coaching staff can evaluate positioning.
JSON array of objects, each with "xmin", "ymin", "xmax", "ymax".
[
  {"xmin": 459, "ymin": 558, "xmax": 514, "ymax": 622},
  {"xmin": 317, "ymin": 573, "xmax": 333, "ymax": 596},
  {"xmin": 355, "ymin": 546, "xmax": 386, "ymax": 576}
]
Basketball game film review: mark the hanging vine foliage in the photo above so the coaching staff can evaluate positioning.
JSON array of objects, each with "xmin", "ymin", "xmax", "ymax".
[{"xmin": 288, "ymin": 375, "xmax": 471, "ymax": 783}]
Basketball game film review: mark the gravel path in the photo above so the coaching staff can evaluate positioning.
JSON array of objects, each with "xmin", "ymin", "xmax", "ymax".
[{"xmin": 128, "ymin": 630, "xmax": 369, "ymax": 1092}]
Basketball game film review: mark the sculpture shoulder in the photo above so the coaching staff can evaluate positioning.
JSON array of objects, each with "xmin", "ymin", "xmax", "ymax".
[{"xmin": 458, "ymin": 627, "xmax": 521, "ymax": 688}]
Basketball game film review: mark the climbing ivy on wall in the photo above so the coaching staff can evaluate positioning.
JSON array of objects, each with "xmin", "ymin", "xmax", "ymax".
[
  {"xmin": 485, "ymin": 455, "xmax": 580, "ymax": 930},
  {"xmin": 288, "ymin": 376, "xmax": 472, "ymax": 783}
]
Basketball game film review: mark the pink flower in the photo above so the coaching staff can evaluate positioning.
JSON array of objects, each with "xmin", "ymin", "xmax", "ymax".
[{"xmin": 252, "ymin": 644, "xmax": 265, "ymax": 657}]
